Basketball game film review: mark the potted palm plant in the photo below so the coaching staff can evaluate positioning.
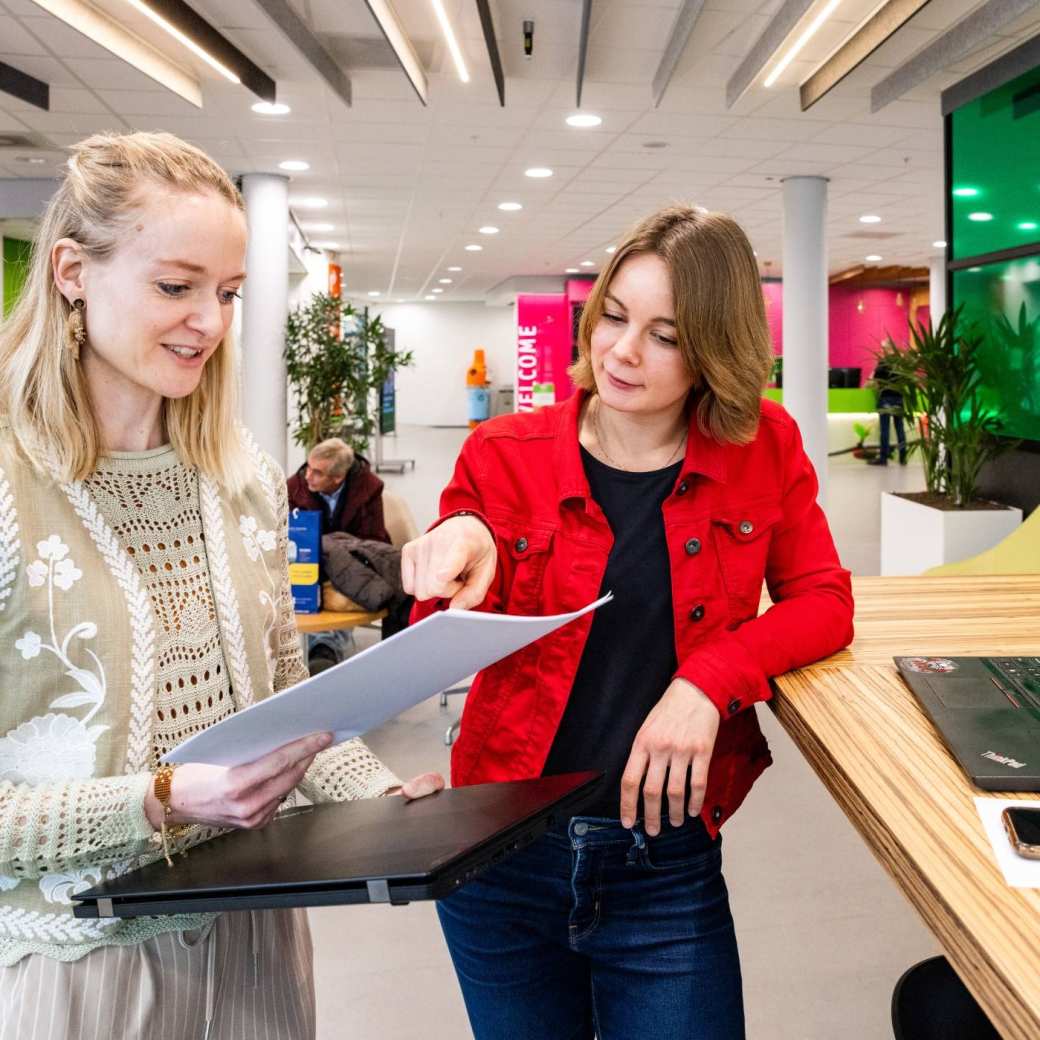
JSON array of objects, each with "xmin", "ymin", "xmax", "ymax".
[
  {"xmin": 874, "ymin": 307, "xmax": 1021, "ymax": 575},
  {"xmin": 283, "ymin": 293, "xmax": 412, "ymax": 453}
]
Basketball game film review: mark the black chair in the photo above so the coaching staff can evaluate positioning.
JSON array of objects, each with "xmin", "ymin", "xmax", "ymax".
[{"xmin": 891, "ymin": 956, "xmax": 1000, "ymax": 1039}]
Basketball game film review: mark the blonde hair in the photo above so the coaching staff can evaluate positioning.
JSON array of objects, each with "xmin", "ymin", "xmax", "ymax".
[
  {"xmin": 0, "ymin": 131, "xmax": 249, "ymax": 491},
  {"xmin": 308, "ymin": 437, "xmax": 354, "ymax": 476},
  {"xmin": 570, "ymin": 204, "xmax": 775, "ymax": 445}
]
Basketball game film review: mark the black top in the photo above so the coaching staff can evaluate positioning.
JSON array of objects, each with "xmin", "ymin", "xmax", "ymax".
[{"xmin": 542, "ymin": 447, "xmax": 682, "ymax": 818}]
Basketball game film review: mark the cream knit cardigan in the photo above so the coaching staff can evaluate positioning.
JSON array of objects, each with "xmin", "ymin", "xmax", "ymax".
[{"xmin": 0, "ymin": 430, "xmax": 399, "ymax": 964}]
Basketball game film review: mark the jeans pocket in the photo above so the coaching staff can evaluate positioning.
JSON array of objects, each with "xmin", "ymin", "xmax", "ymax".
[{"xmin": 640, "ymin": 824, "xmax": 719, "ymax": 873}]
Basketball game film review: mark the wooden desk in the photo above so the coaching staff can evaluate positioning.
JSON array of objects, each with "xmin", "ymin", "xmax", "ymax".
[
  {"xmin": 294, "ymin": 609, "xmax": 386, "ymax": 634},
  {"xmin": 770, "ymin": 575, "xmax": 1040, "ymax": 1040}
]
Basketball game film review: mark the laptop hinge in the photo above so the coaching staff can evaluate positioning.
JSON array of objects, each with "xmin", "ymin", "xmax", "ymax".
[
  {"xmin": 97, "ymin": 898, "xmax": 114, "ymax": 918},
  {"xmin": 366, "ymin": 879, "xmax": 390, "ymax": 903}
]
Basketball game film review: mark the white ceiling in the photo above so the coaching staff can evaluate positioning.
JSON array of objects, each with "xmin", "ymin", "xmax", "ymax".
[{"xmin": 1, "ymin": 0, "xmax": 1038, "ymax": 301}]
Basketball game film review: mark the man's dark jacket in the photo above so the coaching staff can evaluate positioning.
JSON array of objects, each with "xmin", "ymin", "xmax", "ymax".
[{"xmin": 286, "ymin": 457, "xmax": 391, "ymax": 544}]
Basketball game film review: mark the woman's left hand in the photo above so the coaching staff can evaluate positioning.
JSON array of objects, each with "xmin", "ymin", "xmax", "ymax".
[
  {"xmin": 386, "ymin": 772, "xmax": 446, "ymax": 800},
  {"xmin": 619, "ymin": 678, "xmax": 720, "ymax": 835}
]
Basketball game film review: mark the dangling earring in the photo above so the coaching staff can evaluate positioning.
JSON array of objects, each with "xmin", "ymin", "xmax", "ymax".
[{"xmin": 65, "ymin": 298, "xmax": 86, "ymax": 360}]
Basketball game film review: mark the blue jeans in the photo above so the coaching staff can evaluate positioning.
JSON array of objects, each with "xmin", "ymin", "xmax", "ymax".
[{"xmin": 437, "ymin": 816, "xmax": 744, "ymax": 1040}]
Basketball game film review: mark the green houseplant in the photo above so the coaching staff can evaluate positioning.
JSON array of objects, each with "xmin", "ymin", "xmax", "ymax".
[
  {"xmin": 872, "ymin": 306, "xmax": 1016, "ymax": 507},
  {"xmin": 873, "ymin": 306, "xmax": 1023, "ymax": 574},
  {"xmin": 283, "ymin": 293, "xmax": 412, "ymax": 453}
]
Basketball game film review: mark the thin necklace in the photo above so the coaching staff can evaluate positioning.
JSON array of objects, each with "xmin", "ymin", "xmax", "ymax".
[{"xmin": 591, "ymin": 399, "xmax": 686, "ymax": 472}]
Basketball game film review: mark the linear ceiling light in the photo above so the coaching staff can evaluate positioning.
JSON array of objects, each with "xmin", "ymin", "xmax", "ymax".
[
  {"xmin": 363, "ymin": 0, "xmax": 429, "ymax": 104},
  {"xmin": 431, "ymin": 0, "xmax": 469, "ymax": 83},
  {"xmin": 764, "ymin": 0, "xmax": 843, "ymax": 87},
  {"xmin": 125, "ymin": 0, "xmax": 237, "ymax": 83},
  {"xmin": 799, "ymin": 0, "xmax": 930, "ymax": 110},
  {"xmin": 651, "ymin": 0, "xmax": 707, "ymax": 108},
  {"xmin": 28, "ymin": 0, "xmax": 202, "ymax": 106},
  {"xmin": 474, "ymin": 0, "xmax": 504, "ymax": 105}
]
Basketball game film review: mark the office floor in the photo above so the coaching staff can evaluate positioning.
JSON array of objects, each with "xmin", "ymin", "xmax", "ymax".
[{"xmin": 308, "ymin": 424, "xmax": 937, "ymax": 1040}]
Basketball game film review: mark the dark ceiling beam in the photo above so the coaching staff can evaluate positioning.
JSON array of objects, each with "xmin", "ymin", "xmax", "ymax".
[
  {"xmin": 800, "ymin": 0, "xmax": 932, "ymax": 110},
  {"xmin": 0, "ymin": 61, "xmax": 49, "ymax": 111},
  {"xmin": 474, "ymin": 0, "xmax": 504, "ymax": 106},
  {"xmin": 652, "ymin": 0, "xmax": 707, "ymax": 108},
  {"xmin": 871, "ymin": 0, "xmax": 1037, "ymax": 112},
  {"xmin": 576, "ymin": 0, "xmax": 592, "ymax": 107},
  {"xmin": 253, "ymin": 0, "xmax": 352, "ymax": 108},
  {"xmin": 141, "ymin": 0, "xmax": 275, "ymax": 102}
]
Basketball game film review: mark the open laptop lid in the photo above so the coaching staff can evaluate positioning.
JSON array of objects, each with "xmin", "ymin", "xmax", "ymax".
[{"xmin": 74, "ymin": 772, "xmax": 601, "ymax": 919}]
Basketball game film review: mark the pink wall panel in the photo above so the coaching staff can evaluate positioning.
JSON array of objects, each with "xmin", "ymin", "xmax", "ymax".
[
  {"xmin": 762, "ymin": 281, "xmax": 782, "ymax": 355},
  {"xmin": 828, "ymin": 286, "xmax": 912, "ymax": 383}
]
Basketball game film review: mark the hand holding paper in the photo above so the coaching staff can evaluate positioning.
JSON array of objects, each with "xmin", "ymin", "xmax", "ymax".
[{"xmin": 163, "ymin": 594, "xmax": 613, "ymax": 768}]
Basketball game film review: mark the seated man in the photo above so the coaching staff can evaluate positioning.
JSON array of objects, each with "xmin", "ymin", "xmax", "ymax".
[{"xmin": 287, "ymin": 437, "xmax": 391, "ymax": 543}]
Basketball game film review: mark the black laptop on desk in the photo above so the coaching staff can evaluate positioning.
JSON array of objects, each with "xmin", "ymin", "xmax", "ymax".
[
  {"xmin": 74, "ymin": 772, "xmax": 600, "ymax": 919},
  {"xmin": 895, "ymin": 656, "xmax": 1040, "ymax": 791}
]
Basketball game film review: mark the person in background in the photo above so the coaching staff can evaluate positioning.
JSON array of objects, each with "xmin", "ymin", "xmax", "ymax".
[
  {"xmin": 403, "ymin": 204, "xmax": 854, "ymax": 1040},
  {"xmin": 287, "ymin": 437, "xmax": 390, "ymax": 542},
  {"xmin": 868, "ymin": 359, "xmax": 908, "ymax": 466},
  {"xmin": 0, "ymin": 130, "xmax": 441, "ymax": 1040}
]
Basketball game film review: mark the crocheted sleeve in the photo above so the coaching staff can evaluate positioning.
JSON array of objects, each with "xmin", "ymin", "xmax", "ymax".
[
  {"xmin": 0, "ymin": 773, "xmax": 155, "ymax": 880},
  {"xmin": 264, "ymin": 463, "xmax": 400, "ymax": 802}
]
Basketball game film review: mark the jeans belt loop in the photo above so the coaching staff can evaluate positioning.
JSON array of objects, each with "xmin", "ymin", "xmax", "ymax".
[{"xmin": 625, "ymin": 826, "xmax": 647, "ymax": 866}]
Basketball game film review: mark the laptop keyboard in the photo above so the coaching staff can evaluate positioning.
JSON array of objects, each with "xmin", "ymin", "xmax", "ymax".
[{"xmin": 989, "ymin": 658, "xmax": 1040, "ymax": 709}]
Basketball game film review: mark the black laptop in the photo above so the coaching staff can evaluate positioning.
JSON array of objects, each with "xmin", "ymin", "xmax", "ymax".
[
  {"xmin": 895, "ymin": 656, "xmax": 1040, "ymax": 791},
  {"xmin": 74, "ymin": 772, "xmax": 601, "ymax": 919}
]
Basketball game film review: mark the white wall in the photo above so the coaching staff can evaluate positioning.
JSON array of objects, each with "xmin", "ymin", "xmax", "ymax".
[{"xmin": 364, "ymin": 301, "xmax": 516, "ymax": 427}]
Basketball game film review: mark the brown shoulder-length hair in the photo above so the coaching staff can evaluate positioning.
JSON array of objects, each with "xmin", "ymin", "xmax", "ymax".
[{"xmin": 569, "ymin": 204, "xmax": 774, "ymax": 445}]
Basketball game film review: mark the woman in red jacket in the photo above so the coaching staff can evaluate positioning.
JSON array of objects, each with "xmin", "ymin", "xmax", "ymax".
[{"xmin": 403, "ymin": 205, "xmax": 854, "ymax": 1040}]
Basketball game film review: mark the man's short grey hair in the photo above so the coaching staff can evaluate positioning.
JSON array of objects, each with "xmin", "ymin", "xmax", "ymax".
[{"xmin": 308, "ymin": 437, "xmax": 355, "ymax": 477}]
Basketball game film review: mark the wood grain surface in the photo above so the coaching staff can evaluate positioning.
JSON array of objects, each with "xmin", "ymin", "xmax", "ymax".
[
  {"xmin": 294, "ymin": 609, "xmax": 386, "ymax": 634},
  {"xmin": 770, "ymin": 575, "xmax": 1040, "ymax": 1039}
]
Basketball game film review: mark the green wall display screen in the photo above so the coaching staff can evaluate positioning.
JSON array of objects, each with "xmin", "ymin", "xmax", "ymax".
[
  {"xmin": 949, "ymin": 64, "xmax": 1040, "ymax": 262},
  {"xmin": 953, "ymin": 256, "xmax": 1040, "ymax": 441},
  {"xmin": 2, "ymin": 238, "xmax": 32, "ymax": 318}
]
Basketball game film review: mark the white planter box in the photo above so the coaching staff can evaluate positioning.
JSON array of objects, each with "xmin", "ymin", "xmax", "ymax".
[{"xmin": 880, "ymin": 492, "xmax": 1023, "ymax": 576}]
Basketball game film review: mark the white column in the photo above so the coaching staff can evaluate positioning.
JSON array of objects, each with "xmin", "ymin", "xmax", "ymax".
[
  {"xmin": 240, "ymin": 173, "xmax": 290, "ymax": 468},
  {"xmin": 928, "ymin": 254, "xmax": 946, "ymax": 322},
  {"xmin": 781, "ymin": 175, "xmax": 829, "ymax": 506}
]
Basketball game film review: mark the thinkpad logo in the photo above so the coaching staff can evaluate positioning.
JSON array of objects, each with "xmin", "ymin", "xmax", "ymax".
[{"xmin": 982, "ymin": 750, "xmax": 1026, "ymax": 770}]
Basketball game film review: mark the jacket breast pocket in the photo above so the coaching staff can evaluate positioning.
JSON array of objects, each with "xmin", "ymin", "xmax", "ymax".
[
  {"xmin": 712, "ymin": 506, "xmax": 783, "ymax": 610},
  {"xmin": 497, "ymin": 523, "xmax": 555, "ymax": 615}
]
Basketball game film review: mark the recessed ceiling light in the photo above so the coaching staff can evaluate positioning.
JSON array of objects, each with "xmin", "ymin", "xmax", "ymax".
[
  {"xmin": 432, "ymin": 288, "xmax": 444, "ymax": 293},
  {"xmin": 479, "ymin": 225, "xmax": 500, "ymax": 235},
  {"xmin": 932, "ymin": 239, "xmax": 947, "ymax": 248},
  {"xmin": 498, "ymin": 201, "xmax": 523, "ymax": 211},
  {"xmin": 465, "ymin": 244, "xmax": 483, "ymax": 251},
  {"xmin": 303, "ymin": 222, "xmax": 334, "ymax": 232},
  {"xmin": 865, "ymin": 254, "xmax": 882, "ymax": 262},
  {"xmin": 952, "ymin": 187, "xmax": 979, "ymax": 197},
  {"xmin": 859, "ymin": 214, "xmax": 881, "ymax": 224},
  {"xmin": 439, "ymin": 278, "xmax": 453, "ymax": 284},
  {"xmin": 642, "ymin": 140, "xmax": 668, "ymax": 149},
  {"xmin": 368, "ymin": 291, "xmax": 381, "ymax": 297},
  {"xmin": 580, "ymin": 260, "xmax": 595, "ymax": 267},
  {"xmin": 292, "ymin": 197, "xmax": 328, "ymax": 209},
  {"xmin": 1017, "ymin": 221, "xmax": 1038, "ymax": 231},
  {"xmin": 605, "ymin": 246, "xmax": 616, "ymax": 254},
  {"xmin": 279, "ymin": 159, "xmax": 309, "ymax": 172},
  {"xmin": 525, "ymin": 167, "xmax": 553, "ymax": 178},
  {"xmin": 447, "ymin": 266, "xmax": 462, "ymax": 272},
  {"xmin": 565, "ymin": 267, "xmax": 579, "ymax": 273},
  {"xmin": 253, "ymin": 101, "xmax": 290, "ymax": 115},
  {"xmin": 15, "ymin": 156, "xmax": 47, "ymax": 164},
  {"xmin": 967, "ymin": 212, "xmax": 993, "ymax": 222},
  {"xmin": 566, "ymin": 113, "xmax": 602, "ymax": 128},
  {"xmin": 425, "ymin": 294, "xmax": 436, "ymax": 300}
]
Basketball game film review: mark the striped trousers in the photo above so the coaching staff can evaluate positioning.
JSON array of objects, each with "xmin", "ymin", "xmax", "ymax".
[{"xmin": 0, "ymin": 909, "xmax": 314, "ymax": 1040}]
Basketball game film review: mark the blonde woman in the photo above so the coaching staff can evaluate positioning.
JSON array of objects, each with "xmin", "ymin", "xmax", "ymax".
[
  {"xmin": 0, "ymin": 131, "xmax": 441, "ymax": 1039},
  {"xmin": 404, "ymin": 206, "xmax": 854, "ymax": 1039}
]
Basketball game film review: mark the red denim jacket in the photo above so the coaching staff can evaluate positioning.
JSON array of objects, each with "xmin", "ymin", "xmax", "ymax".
[{"xmin": 413, "ymin": 391, "xmax": 854, "ymax": 836}]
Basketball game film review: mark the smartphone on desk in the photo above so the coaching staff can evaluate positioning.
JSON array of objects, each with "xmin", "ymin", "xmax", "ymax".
[{"xmin": 1001, "ymin": 807, "xmax": 1040, "ymax": 860}]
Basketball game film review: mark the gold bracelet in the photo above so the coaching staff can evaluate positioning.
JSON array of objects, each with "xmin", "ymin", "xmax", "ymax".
[{"xmin": 152, "ymin": 763, "xmax": 181, "ymax": 867}]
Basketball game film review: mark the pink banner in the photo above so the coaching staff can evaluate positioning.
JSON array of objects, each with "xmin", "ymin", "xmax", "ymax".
[{"xmin": 515, "ymin": 294, "xmax": 573, "ymax": 412}]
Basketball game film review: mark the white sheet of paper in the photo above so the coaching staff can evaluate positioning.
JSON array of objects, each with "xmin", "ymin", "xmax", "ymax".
[
  {"xmin": 162, "ymin": 593, "xmax": 613, "ymax": 768},
  {"xmin": 974, "ymin": 797, "xmax": 1040, "ymax": 889}
]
